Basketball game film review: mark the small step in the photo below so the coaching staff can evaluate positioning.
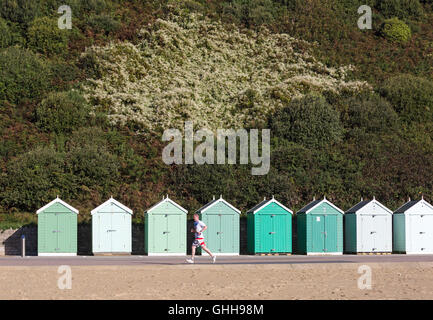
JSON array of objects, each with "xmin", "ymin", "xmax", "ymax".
[{"xmin": 356, "ymin": 252, "xmax": 392, "ymax": 255}]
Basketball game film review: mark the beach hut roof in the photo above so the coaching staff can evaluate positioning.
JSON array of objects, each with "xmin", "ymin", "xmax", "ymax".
[
  {"xmin": 345, "ymin": 198, "xmax": 392, "ymax": 215},
  {"xmin": 91, "ymin": 197, "xmax": 133, "ymax": 215},
  {"xmin": 146, "ymin": 195, "xmax": 188, "ymax": 214},
  {"xmin": 36, "ymin": 197, "xmax": 79, "ymax": 214},
  {"xmin": 196, "ymin": 196, "xmax": 240, "ymax": 214},
  {"xmin": 247, "ymin": 197, "xmax": 293, "ymax": 214},
  {"xmin": 297, "ymin": 197, "xmax": 344, "ymax": 214}
]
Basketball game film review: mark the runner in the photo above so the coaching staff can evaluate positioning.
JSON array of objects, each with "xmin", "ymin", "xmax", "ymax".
[{"xmin": 186, "ymin": 213, "xmax": 216, "ymax": 264}]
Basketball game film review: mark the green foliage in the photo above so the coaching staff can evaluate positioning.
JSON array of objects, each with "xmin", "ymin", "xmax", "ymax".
[
  {"xmin": 344, "ymin": 93, "xmax": 399, "ymax": 133},
  {"xmin": 220, "ymin": 0, "xmax": 284, "ymax": 27},
  {"xmin": 0, "ymin": 0, "xmax": 40, "ymax": 28},
  {"xmin": 65, "ymin": 143, "xmax": 119, "ymax": 189},
  {"xmin": 379, "ymin": 75, "xmax": 433, "ymax": 123},
  {"xmin": 87, "ymin": 13, "xmax": 120, "ymax": 35},
  {"xmin": 0, "ymin": 18, "xmax": 24, "ymax": 47},
  {"xmin": 377, "ymin": 0, "xmax": 424, "ymax": 20},
  {"xmin": 0, "ymin": 147, "xmax": 69, "ymax": 211},
  {"xmin": 2, "ymin": 0, "xmax": 433, "ymax": 217},
  {"xmin": 35, "ymin": 90, "xmax": 90, "ymax": 134},
  {"xmin": 0, "ymin": 17, "xmax": 13, "ymax": 47},
  {"xmin": 0, "ymin": 47, "xmax": 50, "ymax": 104},
  {"xmin": 0, "ymin": 213, "xmax": 36, "ymax": 230},
  {"xmin": 27, "ymin": 16, "xmax": 68, "ymax": 56},
  {"xmin": 380, "ymin": 18, "xmax": 412, "ymax": 44},
  {"xmin": 270, "ymin": 94, "xmax": 344, "ymax": 149}
]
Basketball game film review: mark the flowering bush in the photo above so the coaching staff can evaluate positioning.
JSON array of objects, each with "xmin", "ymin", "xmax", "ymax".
[{"xmin": 82, "ymin": 11, "xmax": 370, "ymax": 131}]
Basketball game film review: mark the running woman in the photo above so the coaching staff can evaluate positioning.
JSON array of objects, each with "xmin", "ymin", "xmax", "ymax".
[{"xmin": 186, "ymin": 213, "xmax": 216, "ymax": 264}]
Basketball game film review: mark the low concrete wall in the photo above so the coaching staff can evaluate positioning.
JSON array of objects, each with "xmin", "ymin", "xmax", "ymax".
[
  {"xmin": 0, "ymin": 226, "xmax": 37, "ymax": 256},
  {"xmin": 0, "ymin": 218, "xmax": 251, "ymax": 256}
]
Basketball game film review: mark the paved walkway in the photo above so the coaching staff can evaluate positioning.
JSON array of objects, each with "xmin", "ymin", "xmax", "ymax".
[{"xmin": 0, "ymin": 254, "xmax": 432, "ymax": 266}]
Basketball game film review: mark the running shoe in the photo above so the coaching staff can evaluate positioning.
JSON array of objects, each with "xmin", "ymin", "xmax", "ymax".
[{"xmin": 186, "ymin": 259, "xmax": 194, "ymax": 264}]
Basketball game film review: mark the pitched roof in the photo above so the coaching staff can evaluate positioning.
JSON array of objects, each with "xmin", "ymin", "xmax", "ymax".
[
  {"xmin": 345, "ymin": 199, "xmax": 392, "ymax": 215},
  {"xmin": 247, "ymin": 197, "xmax": 293, "ymax": 214},
  {"xmin": 91, "ymin": 197, "xmax": 133, "ymax": 215},
  {"xmin": 36, "ymin": 197, "xmax": 79, "ymax": 214},
  {"xmin": 196, "ymin": 198, "xmax": 219, "ymax": 213},
  {"xmin": 146, "ymin": 196, "xmax": 188, "ymax": 214},
  {"xmin": 345, "ymin": 200, "xmax": 370, "ymax": 214},
  {"xmin": 297, "ymin": 199, "xmax": 322, "ymax": 214},
  {"xmin": 394, "ymin": 199, "xmax": 433, "ymax": 214},
  {"xmin": 196, "ymin": 197, "xmax": 241, "ymax": 214},
  {"xmin": 297, "ymin": 197, "xmax": 344, "ymax": 214}
]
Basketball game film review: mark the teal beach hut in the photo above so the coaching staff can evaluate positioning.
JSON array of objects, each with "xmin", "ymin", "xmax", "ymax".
[
  {"xmin": 37, "ymin": 197, "xmax": 78, "ymax": 256},
  {"xmin": 296, "ymin": 197, "xmax": 344, "ymax": 255},
  {"xmin": 144, "ymin": 196, "xmax": 187, "ymax": 256},
  {"xmin": 91, "ymin": 197, "xmax": 133, "ymax": 255},
  {"xmin": 196, "ymin": 196, "xmax": 240, "ymax": 256},
  {"xmin": 247, "ymin": 196, "xmax": 293, "ymax": 254}
]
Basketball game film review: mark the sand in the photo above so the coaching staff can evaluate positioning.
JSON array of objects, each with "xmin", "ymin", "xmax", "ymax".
[{"xmin": 0, "ymin": 262, "xmax": 432, "ymax": 299}]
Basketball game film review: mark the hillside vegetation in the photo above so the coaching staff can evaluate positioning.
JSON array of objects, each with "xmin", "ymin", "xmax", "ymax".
[{"xmin": 1, "ymin": 0, "xmax": 433, "ymax": 226}]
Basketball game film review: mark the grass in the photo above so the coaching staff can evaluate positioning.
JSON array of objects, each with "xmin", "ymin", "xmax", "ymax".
[{"xmin": 0, "ymin": 212, "xmax": 37, "ymax": 231}]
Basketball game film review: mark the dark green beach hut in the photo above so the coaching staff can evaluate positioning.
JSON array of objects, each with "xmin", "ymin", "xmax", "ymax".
[{"xmin": 296, "ymin": 197, "xmax": 343, "ymax": 255}]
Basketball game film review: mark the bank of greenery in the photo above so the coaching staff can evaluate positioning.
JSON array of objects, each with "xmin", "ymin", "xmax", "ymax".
[{"xmin": 1, "ymin": 0, "xmax": 433, "ymax": 226}]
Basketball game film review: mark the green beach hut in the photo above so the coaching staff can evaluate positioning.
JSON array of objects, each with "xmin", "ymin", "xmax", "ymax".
[
  {"xmin": 296, "ymin": 197, "xmax": 344, "ymax": 255},
  {"xmin": 144, "ymin": 195, "xmax": 187, "ymax": 256},
  {"xmin": 91, "ymin": 197, "xmax": 133, "ymax": 255},
  {"xmin": 196, "ymin": 196, "xmax": 240, "ymax": 256},
  {"xmin": 247, "ymin": 196, "xmax": 293, "ymax": 254},
  {"xmin": 37, "ymin": 197, "xmax": 78, "ymax": 256}
]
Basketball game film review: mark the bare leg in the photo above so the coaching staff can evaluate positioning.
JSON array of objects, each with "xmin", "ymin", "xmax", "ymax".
[
  {"xmin": 201, "ymin": 246, "xmax": 213, "ymax": 257},
  {"xmin": 191, "ymin": 245, "xmax": 196, "ymax": 260}
]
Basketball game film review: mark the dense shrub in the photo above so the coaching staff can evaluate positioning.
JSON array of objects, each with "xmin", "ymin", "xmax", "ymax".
[
  {"xmin": 0, "ymin": 0, "xmax": 40, "ymax": 28},
  {"xmin": 35, "ymin": 90, "xmax": 90, "ymax": 134},
  {"xmin": 270, "ymin": 94, "xmax": 344, "ymax": 149},
  {"xmin": 0, "ymin": 18, "xmax": 24, "ymax": 47},
  {"xmin": 87, "ymin": 13, "xmax": 120, "ymax": 35},
  {"xmin": 65, "ymin": 144, "xmax": 119, "ymax": 189},
  {"xmin": 379, "ymin": 75, "xmax": 433, "ymax": 123},
  {"xmin": 220, "ymin": 0, "xmax": 283, "ymax": 27},
  {"xmin": 0, "ymin": 47, "xmax": 50, "ymax": 104},
  {"xmin": 380, "ymin": 18, "xmax": 411, "ymax": 44},
  {"xmin": 27, "ymin": 16, "xmax": 68, "ymax": 56},
  {"xmin": 0, "ymin": 147, "xmax": 70, "ymax": 211},
  {"xmin": 0, "ymin": 17, "xmax": 12, "ymax": 47},
  {"xmin": 344, "ymin": 93, "xmax": 399, "ymax": 133},
  {"xmin": 377, "ymin": 0, "xmax": 424, "ymax": 20}
]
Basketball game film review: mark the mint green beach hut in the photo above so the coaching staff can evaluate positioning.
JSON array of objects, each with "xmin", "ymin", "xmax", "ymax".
[
  {"xmin": 37, "ymin": 197, "xmax": 78, "ymax": 256},
  {"xmin": 296, "ymin": 197, "xmax": 344, "ymax": 255},
  {"xmin": 196, "ymin": 196, "xmax": 240, "ymax": 256},
  {"xmin": 144, "ymin": 196, "xmax": 187, "ymax": 256},
  {"xmin": 247, "ymin": 196, "xmax": 293, "ymax": 254},
  {"xmin": 91, "ymin": 197, "xmax": 133, "ymax": 255}
]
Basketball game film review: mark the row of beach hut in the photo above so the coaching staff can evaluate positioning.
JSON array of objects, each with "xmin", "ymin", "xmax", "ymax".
[{"xmin": 35, "ymin": 195, "xmax": 433, "ymax": 256}]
